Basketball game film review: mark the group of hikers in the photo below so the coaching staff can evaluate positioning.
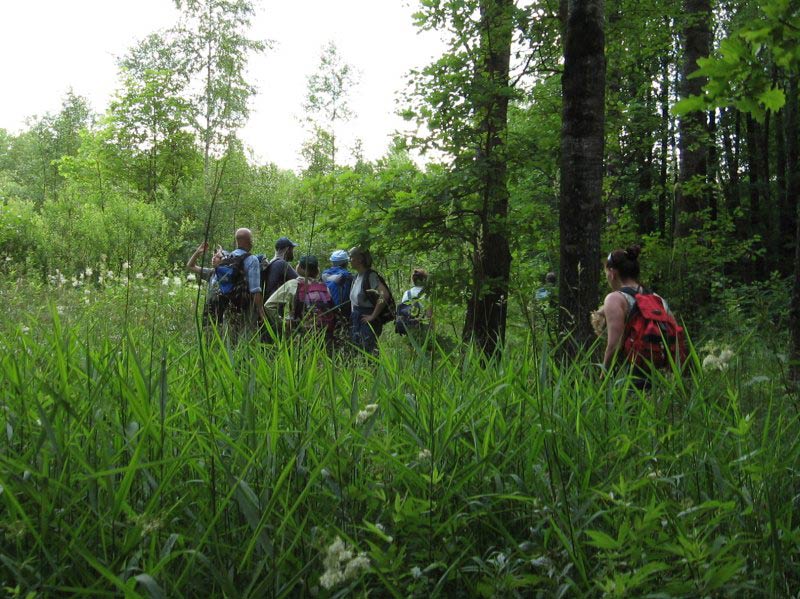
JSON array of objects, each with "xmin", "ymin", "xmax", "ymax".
[
  {"xmin": 186, "ymin": 229, "xmax": 685, "ymax": 385},
  {"xmin": 186, "ymin": 228, "xmax": 432, "ymax": 354}
]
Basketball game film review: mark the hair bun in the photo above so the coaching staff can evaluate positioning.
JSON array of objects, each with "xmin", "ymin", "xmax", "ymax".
[{"xmin": 625, "ymin": 245, "xmax": 641, "ymax": 260}]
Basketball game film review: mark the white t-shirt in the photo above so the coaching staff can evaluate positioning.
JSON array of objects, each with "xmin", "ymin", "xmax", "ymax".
[
  {"xmin": 350, "ymin": 271, "xmax": 380, "ymax": 310},
  {"xmin": 402, "ymin": 286, "xmax": 425, "ymax": 303}
]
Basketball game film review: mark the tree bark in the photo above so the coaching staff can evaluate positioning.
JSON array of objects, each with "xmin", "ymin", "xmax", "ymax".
[
  {"xmin": 782, "ymin": 79, "xmax": 798, "ymax": 273},
  {"xmin": 745, "ymin": 115, "xmax": 763, "ymax": 279},
  {"xmin": 708, "ymin": 109, "xmax": 718, "ymax": 221},
  {"xmin": 787, "ymin": 78, "xmax": 800, "ymax": 383},
  {"xmin": 462, "ymin": 0, "xmax": 513, "ymax": 356},
  {"xmin": 558, "ymin": 0, "xmax": 606, "ymax": 348},
  {"xmin": 658, "ymin": 52, "xmax": 671, "ymax": 238},
  {"xmin": 674, "ymin": 0, "xmax": 712, "ymax": 237}
]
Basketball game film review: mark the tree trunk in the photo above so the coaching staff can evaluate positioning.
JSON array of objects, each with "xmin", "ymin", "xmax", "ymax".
[
  {"xmin": 789, "ymin": 78, "xmax": 800, "ymax": 383},
  {"xmin": 558, "ymin": 0, "xmax": 606, "ymax": 348},
  {"xmin": 746, "ymin": 115, "xmax": 763, "ymax": 279},
  {"xmin": 462, "ymin": 0, "xmax": 513, "ymax": 357},
  {"xmin": 782, "ymin": 79, "xmax": 798, "ymax": 273},
  {"xmin": 708, "ymin": 109, "xmax": 718, "ymax": 221},
  {"xmin": 760, "ymin": 111, "xmax": 779, "ymax": 271},
  {"xmin": 674, "ymin": 0, "xmax": 712, "ymax": 237},
  {"xmin": 658, "ymin": 52, "xmax": 671, "ymax": 238}
]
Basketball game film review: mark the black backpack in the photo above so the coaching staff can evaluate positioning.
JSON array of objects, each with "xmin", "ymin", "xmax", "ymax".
[{"xmin": 363, "ymin": 269, "xmax": 396, "ymax": 325}]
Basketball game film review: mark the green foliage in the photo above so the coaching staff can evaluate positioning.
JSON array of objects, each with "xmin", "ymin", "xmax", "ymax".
[
  {"xmin": 38, "ymin": 191, "xmax": 169, "ymax": 274},
  {"xmin": 673, "ymin": 0, "xmax": 799, "ymax": 121},
  {"xmin": 0, "ymin": 280, "xmax": 798, "ymax": 595},
  {"xmin": 0, "ymin": 199, "xmax": 41, "ymax": 268}
]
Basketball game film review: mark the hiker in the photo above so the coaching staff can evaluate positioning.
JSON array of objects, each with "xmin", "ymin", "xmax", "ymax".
[
  {"xmin": 395, "ymin": 268, "xmax": 432, "ymax": 339},
  {"xmin": 217, "ymin": 228, "xmax": 267, "ymax": 338},
  {"xmin": 321, "ymin": 249, "xmax": 353, "ymax": 317},
  {"xmin": 262, "ymin": 236, "xmax": 299, "ymax": 300},
  {"xmin": 534, "ymin": 271, "xmax": 557, "ymax": 301},
  {"xmin": 600, "ymin": 245, "xmax": 685, "ymax": 387},
  {"xmin": 264, "ymin": 255, "xmax": 335, "ymax": 341},
  {"xmin": 186, "ymin": 241, "xmax": 228, "ymax": 326},
  {"xmin": 348, "ymin": 247, "xmax": 394, "ymax": 355}
]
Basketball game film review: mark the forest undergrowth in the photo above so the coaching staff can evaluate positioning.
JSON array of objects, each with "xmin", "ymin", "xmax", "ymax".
[{"xmin": 0, "ymin": 276, "xmax": 798, "ymax": 597}]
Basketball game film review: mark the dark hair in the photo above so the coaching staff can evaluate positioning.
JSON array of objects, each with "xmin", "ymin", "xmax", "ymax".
[
  {"xmin": 299, "ymin": 255, "xmax": 319, "ymax": 277},
  {"xmin": 349, "ymin": 247, "xmax": 373, "ymax": 268},
  {"xmin": 606, "ymin": 245, "xmax": 641, "ymax": 279},
  {"xmin": 411, "ymin": 268, "xmax": 428, "ymax": 285}
]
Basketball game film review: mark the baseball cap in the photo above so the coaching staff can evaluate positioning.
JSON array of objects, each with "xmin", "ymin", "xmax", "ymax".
[
  {"xmin": 329, "ymin": 249, "xmax": 349, "ymax": 263},
  {"xmin": 275, "ymin": 236, "xmax": 298, "ymax": 250}
]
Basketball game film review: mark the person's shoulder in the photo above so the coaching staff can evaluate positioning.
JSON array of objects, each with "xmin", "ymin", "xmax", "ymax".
[{"xmin": 603, "ymin": 290, "xmax": 627, "ymax": 306}]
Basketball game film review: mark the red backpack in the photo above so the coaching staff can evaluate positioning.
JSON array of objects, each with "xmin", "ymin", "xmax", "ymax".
[
  {"xmin": 293, "ymin": 280, "xmax": 336, "ymax": 337},
  {"xmin": 620, "ymin": 287, "xmax": 687, "ymax": 370}
]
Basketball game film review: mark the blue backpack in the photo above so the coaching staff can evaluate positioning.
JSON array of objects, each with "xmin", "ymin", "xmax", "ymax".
[
  {"xmin": 214, "ymin": 252, "xmax": 250, "ymax": 311},
  {"xmin": 323, "ymin": 267, "xmax": 353, "ymax": 314}
]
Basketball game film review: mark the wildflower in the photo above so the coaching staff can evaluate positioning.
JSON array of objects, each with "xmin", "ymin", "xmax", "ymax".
[
  {"xmin": 56, "ymin": 306, "xmax": 64, "ymax": 315},
  {"xmin": 162, "ymin": 277, "xmax": 170, "ymax": 286},
  {"xmin": 136, "ymin": 273, "xmax": 145, "ymax": 280},
  {"xmin": 72, "ymin": 278, "xmax": 80, "ymax": 288},
  {"xmin": 418, "ymin": 448, "xmax": 432, "ymax": 462},
  {"xmin": 4, "ymin": 256, "xmax": 10, "ymax": 262},
  {"xmin": 319, "ymin": 536, "xmax": 370, "ymax": 590},
  {"xmin": 84, "ymin": 267, "xmax": 93, "ymax": 277},
  {"xmin": 186, "ymin": 273, "xmax": 196, "ymax": 282},
  {"xmin": 21, "ymin": 326, "xmax": 30, "ymax": 334},
  {"xmin": 343, "ymin": 554, "xmax": 370, "ymax": 579},
  {"xmin": 355, "ymin": 403, "xmax": 378, "ymax": 424},
  {"xmin": 702, "ymin": 343, "xmax": 735, "ymax": 372},
  {"xmin": 106, "ymin": 270, "xmax": 114, "ymax": 279},
  {"xmin": 122, "ymin": 261, "xmax": 130, "ymax": 270},
  {"xmin": 172, "ymin": 276, "xmax": 182, "ymax": 286},
  {"xmin": 411, "ymin": 566, "xmax": 422, "ymax": 579},
  {"xmin": 168, "ymin": 291, "xmax": 177, "ymax": 297}
]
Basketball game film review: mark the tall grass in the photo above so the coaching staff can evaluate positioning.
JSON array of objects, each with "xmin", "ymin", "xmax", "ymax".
[{"xmin": 0, "ymin": 284, "xmax": 798, "ymax": 597}]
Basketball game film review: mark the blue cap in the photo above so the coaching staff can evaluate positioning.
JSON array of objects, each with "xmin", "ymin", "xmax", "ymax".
[
  {"xmin": 329, "ymin": 249, "xmax": 349, "ymax": 263},
  {"xmin": 275, "ymin": 237, "xmax": 298, "ymax": 250}
]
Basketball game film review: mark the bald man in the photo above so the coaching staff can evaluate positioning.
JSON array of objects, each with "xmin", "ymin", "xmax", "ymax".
[{"xmin": 229, "ymin": 228, "xmax": 267, "ymax": 331}]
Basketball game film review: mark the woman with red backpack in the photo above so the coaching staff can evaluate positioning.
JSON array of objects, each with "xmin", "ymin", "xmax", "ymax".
[{"xmin": 600, "ymin": 245, "xmax": 686, "ymax": 387}]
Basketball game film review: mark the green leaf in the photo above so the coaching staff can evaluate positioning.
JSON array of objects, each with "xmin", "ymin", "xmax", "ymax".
[
  {"xmin": 672, "ymin": 95, "xmax": 708, "ymax": 117},
  {"xmin": 758, "ymin": 87, "xmax": 786, "ymax": 112},
  {"xmin": 740, "ymin": 27, "xmax": 772, "ymax": 45},
  {"xmin": 585, "ymin": 529, "xmax": 621, "ymax": 550}
]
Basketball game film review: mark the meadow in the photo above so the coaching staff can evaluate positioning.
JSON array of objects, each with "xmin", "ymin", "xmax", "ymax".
[{"xmin": 0, "ymin": 269, "xmax": 798, "ymax": 597}]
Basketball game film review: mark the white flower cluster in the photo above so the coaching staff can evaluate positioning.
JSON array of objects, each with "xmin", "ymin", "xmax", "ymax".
[
  {"xmin": 319, "ymin": 536, "xmax": 370, "ymax": 590},
  {"xmin": 47, "ymin": 269, "xmax": 67, "ymax": 287},
  {"xmin": 355, "ymin": 403, "xmax": 379, "ymax": 425},
  {"xmin": 418, "ymin": 448, "xmax": 432, "ymax": 462},
  {"xmin": 702, "ymin": 345, "xmax": 735, "ymax": 371}
]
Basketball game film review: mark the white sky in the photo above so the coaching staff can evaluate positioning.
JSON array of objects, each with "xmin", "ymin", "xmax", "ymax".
[{"xmin": 0, "ymin": 0, "xmax": 444, "ymax": 172}]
